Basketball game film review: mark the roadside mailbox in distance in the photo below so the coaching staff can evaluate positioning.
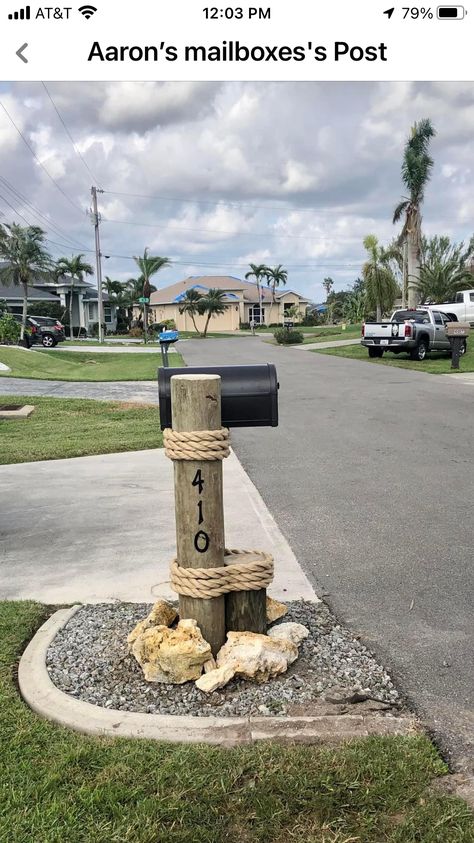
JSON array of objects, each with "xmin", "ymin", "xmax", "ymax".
[
  {"xmin": 446, "ymin": 321, "xmax": 470, "ymax": 370},
  {"xmin": 158, "ymin": 329, "xmax": 180, "ymax": 367}
]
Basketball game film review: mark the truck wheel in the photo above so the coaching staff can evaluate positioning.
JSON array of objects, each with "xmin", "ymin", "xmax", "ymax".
[
  {"xmin": 368, "ymin": 347, "xmax": 383, "ymax": 358},
  {"xmin": 461, "ymin": 340, "xmax": 467, "ymax": 355},
  {"xmin": 410, "ymin": 339, "xmax": 428, "ymax": 361}
]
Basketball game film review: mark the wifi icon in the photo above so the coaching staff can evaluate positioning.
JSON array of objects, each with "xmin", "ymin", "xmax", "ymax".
[{"xmin": 78, "ymin": 4, "xmax": 97, "ymax": 18}]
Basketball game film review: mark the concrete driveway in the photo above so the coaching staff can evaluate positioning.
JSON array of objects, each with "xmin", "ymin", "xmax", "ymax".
[
  {"xmin": 179, "ymin": 337, "xmax": 474, "ymax": 774},
  {"xmin": 0, "ymin": 449, "xmax": 315, "ymax": 605}
]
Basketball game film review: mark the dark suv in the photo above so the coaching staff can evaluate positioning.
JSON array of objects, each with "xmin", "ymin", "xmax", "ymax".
[{"xmin": 14, "ymin": 315, "xmax": 66, "ymax": 347}]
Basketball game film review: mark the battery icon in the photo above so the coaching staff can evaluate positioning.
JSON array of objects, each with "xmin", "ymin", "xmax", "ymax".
[{"xmin": 437, "ymin": 5, "xmax": 466, "ymax": 17}]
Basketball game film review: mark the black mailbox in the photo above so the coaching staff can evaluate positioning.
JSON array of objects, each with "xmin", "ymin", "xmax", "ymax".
[{"xmin": 158, "ymin": 364, "xmax": 278, "ymax": 428}]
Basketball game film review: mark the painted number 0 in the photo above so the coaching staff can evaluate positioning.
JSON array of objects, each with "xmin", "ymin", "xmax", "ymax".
[{"xmin": 194, "ymin": 530, "xmax": 210, "ymax": 553}]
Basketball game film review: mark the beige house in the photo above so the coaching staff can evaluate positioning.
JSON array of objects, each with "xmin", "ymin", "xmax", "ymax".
[{"xmin": 148, "ymin": 275, "xmax": 309, "ymax": 332}]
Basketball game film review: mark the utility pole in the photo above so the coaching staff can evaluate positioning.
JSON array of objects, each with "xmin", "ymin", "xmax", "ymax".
[{"xmin": 91, "ymin": 186, "xmax": 104, "ymax": 344}]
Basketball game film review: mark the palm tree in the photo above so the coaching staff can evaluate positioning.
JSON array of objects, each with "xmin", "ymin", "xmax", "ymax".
[
  {"xmin": 322, "ymin": 277, "xmax": 334, "ymax": 323},
  {"xmin": 55, "ymin": 254, "xmax": 94, "ymax": 340},
  {"xmin": 363, "ymin": 235, "xmax": 400, "ymax": 321},
  {"xmin": 0, "ymin": 223, "xmax": 53, "ymax": 341},
  {"xmin": 133, "ymin": 248, "xmax": 170, "ymax": 300},
  {"xmin": 133, "ymin": 249, "xmax": 171, "ymax": 339},
  {"xmin": 266, "ymin": 264, "xmax": 288, "ymax": 303},
  {"xmin": 245, "ymin": 263, "xmax": 268, "ymax": 323},
  {"xmin": 178, "ymin": 288, "xmax": 205, "ymax": 334},
  {"xmin": 201, "ymin": 289, "xmax": 227, "ymax": 337},
  {"xmin": 393, "ymin": 119, "xmax": 436, "ymax": 309},
  {"xmin": 102, "ymin": 277, "xmax": 129, "ymax": 332}
]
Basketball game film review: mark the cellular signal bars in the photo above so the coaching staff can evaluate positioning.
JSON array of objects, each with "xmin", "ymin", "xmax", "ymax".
[{"xmin": 8, "ymin": 5, "xmax": 31, "ymax": 19}]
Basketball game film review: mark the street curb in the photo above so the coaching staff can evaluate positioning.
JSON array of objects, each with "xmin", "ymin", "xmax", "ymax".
[{"xmin": 19, "ymin": 607, "xmax": 418, "ymax": 747}]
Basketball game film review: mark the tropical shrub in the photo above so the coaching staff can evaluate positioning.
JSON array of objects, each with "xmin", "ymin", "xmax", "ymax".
[
  {"xmin": 0, "ymin": 312, "xmax": 21, "ymax": 344},
  {"xmin": 274, "ymin": 328, "xmax": 303, "ymax": 344}
]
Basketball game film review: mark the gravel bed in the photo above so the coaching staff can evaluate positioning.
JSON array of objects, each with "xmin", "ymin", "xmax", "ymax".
[{"xmin": 46, "ymin": 601, "xmax": 400, "ymax": 718}]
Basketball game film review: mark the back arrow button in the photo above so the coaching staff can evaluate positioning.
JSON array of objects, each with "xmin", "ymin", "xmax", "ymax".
[{"xmin": 16, "ymin": 43, "xmax": 28, "ymax": 63}]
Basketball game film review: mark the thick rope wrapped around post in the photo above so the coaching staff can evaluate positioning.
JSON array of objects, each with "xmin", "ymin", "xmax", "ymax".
[
  {"xmin": 170, "ymin": 549, "xmax": 274, "ymax": 599},
  {"xmin": 164, "ymin": 427, "xmax": 230, "ymax": 461}
]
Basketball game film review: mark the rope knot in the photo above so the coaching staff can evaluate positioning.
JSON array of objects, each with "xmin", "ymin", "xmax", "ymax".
[
  {"xmin": 170, "ymin": 549, "xmax": 274, "ymax": 598},
  {"xmin": 164, "ymin": 428, "xmax": 230, "ymax": 461}
]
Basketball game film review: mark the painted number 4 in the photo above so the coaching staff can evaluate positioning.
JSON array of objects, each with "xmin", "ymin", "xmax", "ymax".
[{"xmin": 192, "ymin": 469, "xmax": 204, "ymax": 494}]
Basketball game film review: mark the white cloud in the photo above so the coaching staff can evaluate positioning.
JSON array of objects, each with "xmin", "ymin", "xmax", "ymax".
[{"xmin": 0, "ymin": 81, "xmax": 473, "ymax": 300}]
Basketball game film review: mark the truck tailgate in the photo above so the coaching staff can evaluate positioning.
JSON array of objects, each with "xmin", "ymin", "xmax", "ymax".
[{"xmin": 364, "ymin": 323, "xmax": 394, "ymax": 338}]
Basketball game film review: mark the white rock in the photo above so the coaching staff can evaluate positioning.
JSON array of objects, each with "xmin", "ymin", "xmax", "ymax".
[
  {"xmin": 267, "ymin": 622, "xmax": 310, "ymax": 646},
  {"xmin": 130, "ymin": 618, "xmax": 211, "ymax": 684},
  {"xmin": 217, "ymin": 630, "xmax": 298, "ymax": 683},
  {"xmin": 0, "ymin": 363, "xmax": 11, "ymax": 372},
  {"xmin": 195, "ymin": 664, "xmax": 236, "ymax": 693}
]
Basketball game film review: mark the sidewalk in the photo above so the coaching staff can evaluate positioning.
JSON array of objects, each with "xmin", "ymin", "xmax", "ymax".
[
  {"xmin": 293, "ymin": 338, "xmax": 361, "ymax": 351},
  {"xmin": 0, "ymin": 449, "xmax": 317, "ymax": 605},
  {"xmin": 49, "ymin": 345, "xmax": 178, "ymax": 354}
]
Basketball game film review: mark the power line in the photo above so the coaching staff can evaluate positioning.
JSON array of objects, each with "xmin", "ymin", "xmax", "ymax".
[
  {"xmin": 97, "ymin": 252, "xmax": 361, "ymax": 269},
  {"xmin": 41, "ymin": 82, "xmax": 101, "ymax": 188},
  {"xmin": 0, "ymin": 176, "xmax": 91, "ymax": 252},
  {"xmin": 101, "ymin": 189, "xmax": 364, "ymax": 216},
  {"xmin": 101, "ymin": 215, "xmax": 367, "ymax": 243},
  {"xmin": 0, "ymin": 192, "xmax": 81, "ymax": 255},
  {"xmin": 0, "ymin": 99, "xmax": 85, "ymax": 215}
]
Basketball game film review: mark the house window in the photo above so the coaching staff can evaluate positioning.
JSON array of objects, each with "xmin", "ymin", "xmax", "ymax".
[
  {"xmin": 284, "ymin": 302, "xmax": 297, "ymax": 315},
  {"xmin": 249, "ymin": 304, "xmax": 265, "ymax": 324},
  {"xmin": 88, "ymin": 303, "xmax": 98, "ymax": 322},
  {"xmin": 104, "ymin": 305, "xmax": 112, "ymax": 323}
]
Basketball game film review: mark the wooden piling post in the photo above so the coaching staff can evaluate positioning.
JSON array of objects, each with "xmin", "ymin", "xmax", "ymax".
[
  {"xmin": 225, "ymin": 559, "xmax": 267, "ymax": 634},
  {"xmin": 171, "ymin": 374, "xmax": 226, "ymax": 656}
]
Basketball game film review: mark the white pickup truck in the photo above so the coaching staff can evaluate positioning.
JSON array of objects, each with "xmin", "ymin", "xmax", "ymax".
[
  {"xmin": 361, "ymin": 308, "xmax": 466, "ymax": 361},
  {"xmin": 427, "ymin": 290, "xmax": 474, "ymax": 327}
]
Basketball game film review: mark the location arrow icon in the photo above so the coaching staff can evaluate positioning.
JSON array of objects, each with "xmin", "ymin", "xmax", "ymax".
[
  {"xmin": 384, "ymin": 7, "xmax": 395, "ymax": 18},
  {"xmin": 16, "ymin": 42, "xmax": 28, "ymax": 63}
]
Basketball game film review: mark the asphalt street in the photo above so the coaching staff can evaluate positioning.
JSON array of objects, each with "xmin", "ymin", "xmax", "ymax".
[{"xmin": 180, "ymin": 337, "xmax": 474, "ymax": 774}]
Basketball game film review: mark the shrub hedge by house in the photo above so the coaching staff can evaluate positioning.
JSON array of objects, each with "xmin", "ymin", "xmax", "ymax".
[{"xmin": 274, "ymin": 327, "xmax": 304, "ymax": 344}]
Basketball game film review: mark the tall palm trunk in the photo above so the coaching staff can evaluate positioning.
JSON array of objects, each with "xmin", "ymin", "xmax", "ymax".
[
  {"xmin": 256, "ymin": 281, "xmax": 261, "ymax": 322},
  {"xmin": 376, "ymin": 302, "xmax": 382, "ymax": 321},
  {"xmin": 21, "ymin": 281, "xmax": 28, "ymax": 341},
  {"xmin": 203, "ymin": 312, "xmax": 212, "ymax": 337},
  {"xmin": 190, "ymin": 314, "xmax": 200, "ymax": 335},
  {"xmin": 69, "ymin": 284, "xmax": 74, "ymax": 341},
  {"xmin": 407, "ymin": 210, "xmax": 421, "ymax": 309}
]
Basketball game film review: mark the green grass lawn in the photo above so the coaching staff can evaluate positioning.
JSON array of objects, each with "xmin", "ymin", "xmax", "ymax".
[
  {"xmin": 0, "ymin": 397, "xmax": 161, "ymax": 464},
  {"xmin": 1, "ymin": 602, "xmax": 472, "ymax": 843},
  {"xmin": 313, "ymin": 342, "xmax": 474, "ymax": 374},
  {"xmin": 0, "ymin": 347, "xmax": 184, "ymax": 381},
  {"xmin": 265, "ymin": 325, "xmax": 362, "ymax": 345}
]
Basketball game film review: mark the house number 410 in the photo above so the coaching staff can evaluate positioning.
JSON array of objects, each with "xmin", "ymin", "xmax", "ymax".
[{"xmin": 192, "ymin": 470, "xmax": 210, "ymax": 553}]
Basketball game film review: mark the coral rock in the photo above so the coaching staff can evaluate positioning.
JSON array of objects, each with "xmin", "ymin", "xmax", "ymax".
[
  {"xmin": 127, "ymin": 600, "xmax": 178, "ymax": 647},
  {"xmin": 217, "ymin": 631, "xmax": 298, "ymax": 683},
  {"xmin": 268, "ymin": 622, "xmax": 310, "ymax": 646},
  {"xmin": 196, "ymin": 665, "xmax": 236, "ymax": 693},
  {"xmin": 266, "ymin": 596, "xmax": 288, "ymax": 624},
  {"xmin": 130, "ymin": 618, "xmax": 211, "ymax": 684}
]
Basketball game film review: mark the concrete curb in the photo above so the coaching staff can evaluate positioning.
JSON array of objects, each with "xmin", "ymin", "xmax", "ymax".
[{"xmin": 19, "ymin": 607, "xmax": 418, "ymax": 747}]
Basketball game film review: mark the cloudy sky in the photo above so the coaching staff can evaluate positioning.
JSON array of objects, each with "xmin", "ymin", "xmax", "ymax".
[{"xmin": 0, "ymin": 81, "xmax": 473, "ymax": 302}]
